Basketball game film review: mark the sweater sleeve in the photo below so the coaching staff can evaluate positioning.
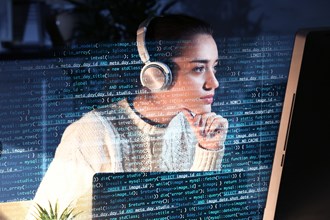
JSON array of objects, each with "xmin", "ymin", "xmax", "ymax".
[
  {"xmin": 25, "ymin": 112, "xmax": 113, "ymax": 220},
  {"xmin": 190, "ymin": 144, "xmax": 225, "ymax": 171}
]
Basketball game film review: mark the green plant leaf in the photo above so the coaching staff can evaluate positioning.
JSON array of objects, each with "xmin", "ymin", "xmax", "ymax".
[{"xmin": 33, "ymin": 200, "xmax": 82, "ymax": 220}]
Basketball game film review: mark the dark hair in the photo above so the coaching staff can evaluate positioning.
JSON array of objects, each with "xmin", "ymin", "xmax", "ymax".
[
  {"xmin": 145, "ymin": 14, "xmax": 214, "ymax": 58},
  {"xmin": 146, "ymin": 14, "xmax": 214, "ymax": 41}
]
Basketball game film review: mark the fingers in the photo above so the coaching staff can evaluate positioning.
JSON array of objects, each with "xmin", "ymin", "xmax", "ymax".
[
  {"xmin": 182, "ymin": 109, "xmax": 213, "ymax": 134},
  {"xmin": 205, "ymin": 115, "xmax": 224, "ymax": 134},
  {"xmin": 213, "ymin": 116, "xmax": 229, "ymax": 134},
  {"xmin": 182, "ymin": 109, "xmax": 228, "ymax": 138},
  {"xmin": 182, "ymin": 108, "xmax": 196, "ymax": 126},
  {"xmin": 195, "ymin": 113, "xmax": 216, "ymax": 136},
  {"xmin": 182, "ymin": 109, "xmax": 229, "ymax": 150}
]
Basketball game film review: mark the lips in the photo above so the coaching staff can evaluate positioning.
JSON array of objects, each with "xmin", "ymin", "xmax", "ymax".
[{"xmin": 200, "ymin": 95, "xmax": 214, "ymax": 104}]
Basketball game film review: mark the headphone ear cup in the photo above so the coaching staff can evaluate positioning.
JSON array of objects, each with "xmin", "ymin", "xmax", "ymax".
[{"xmin": 140, "ymin": 61, "xmax": 172, "ymax": 91}]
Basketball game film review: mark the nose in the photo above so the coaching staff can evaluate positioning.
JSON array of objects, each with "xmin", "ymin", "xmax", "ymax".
[{"xmin": 203, "ymin": 71, "xmax": 219, "ymax": 90}]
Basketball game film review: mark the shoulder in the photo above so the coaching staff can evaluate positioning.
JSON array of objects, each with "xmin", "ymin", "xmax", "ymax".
[
  {"xmin": 61, "ymin": 110, "xmax": 105, "ymax": 138},
  {"xmin": 69, "ymin": 100, "xmax": 128, "ymax": 127},
  {"xmin": 92, "ymin": 98, "xmax": 131, "ymax": 120},
  {"xmin": 61, "ymin": 99, "xmax": 131, "ymax": 139},
  {"xmin": 54, "ymin": 103, "xmax": 123, "ymax": 160}
]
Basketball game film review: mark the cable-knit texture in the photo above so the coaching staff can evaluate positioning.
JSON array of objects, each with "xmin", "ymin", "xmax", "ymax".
[{"xmin": 26, "ymin": 99, "xmax": 225, "ymax": 219}]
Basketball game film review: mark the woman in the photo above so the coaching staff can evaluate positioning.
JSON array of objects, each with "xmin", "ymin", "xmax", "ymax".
[{"xmin": 26, "ymin": 14, "xmax": 228, "ymax": 219}]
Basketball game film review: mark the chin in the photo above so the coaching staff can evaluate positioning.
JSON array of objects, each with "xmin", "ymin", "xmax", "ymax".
[{"xmin": 194, "ymin": 105, "xmax": 212, "ymax": 114}]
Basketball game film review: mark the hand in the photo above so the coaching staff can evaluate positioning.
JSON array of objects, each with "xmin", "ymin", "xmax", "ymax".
[{"xmin": 183, "ymin": 109, "xmax": 228, "ymax": 150}]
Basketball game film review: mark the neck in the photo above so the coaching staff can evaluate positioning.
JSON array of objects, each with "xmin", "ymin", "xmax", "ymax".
[{"xmin": 132, "ymin": 93, "xmax": 178, "ymax": 125}]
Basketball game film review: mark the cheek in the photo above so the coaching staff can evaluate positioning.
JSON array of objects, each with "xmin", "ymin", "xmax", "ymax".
[
  {"xmin": 174, "ymin": 72, "xmax": 201, "ymax": 88},
  {"xmin": 183, "ymin": 77, "xmax": 202, "ymax": 90}
]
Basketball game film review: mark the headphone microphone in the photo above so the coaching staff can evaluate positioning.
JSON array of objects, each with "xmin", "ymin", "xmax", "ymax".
[{"xmin": 136, "ymin": 16, "xmax": 173, "ymax": 92}]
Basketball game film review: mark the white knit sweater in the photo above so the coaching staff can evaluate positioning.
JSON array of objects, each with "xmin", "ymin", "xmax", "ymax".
[{"xmin": 26, "ymin": 99, "xmax": 225, "ymax": 219}]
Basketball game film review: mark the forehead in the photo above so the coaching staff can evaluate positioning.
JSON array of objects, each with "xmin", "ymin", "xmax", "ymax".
[{"xmin": 174, "ymin": 34, "xmax": 218, "ymax": 61}]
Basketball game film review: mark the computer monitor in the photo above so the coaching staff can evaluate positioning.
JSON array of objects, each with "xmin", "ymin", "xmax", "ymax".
[{"xmin": 263, "ymin": 27, "xmax": 330, "ymax": 220}]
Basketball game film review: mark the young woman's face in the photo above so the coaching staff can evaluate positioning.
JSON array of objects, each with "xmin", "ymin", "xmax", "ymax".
[{"xmin": 167, "ymin": 34, "xmax": 219, "ymax": 114}]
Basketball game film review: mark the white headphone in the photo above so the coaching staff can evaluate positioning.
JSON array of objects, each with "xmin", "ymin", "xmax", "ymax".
[{"xmin": 136, "ymin": 16, "xmax": 172, "ymax": 92}]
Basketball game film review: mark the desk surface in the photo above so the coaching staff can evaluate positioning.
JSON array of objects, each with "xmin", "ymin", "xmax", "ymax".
[{"xmin": 0, "ymin": 200, "xmax": 31, "ymax": 220}]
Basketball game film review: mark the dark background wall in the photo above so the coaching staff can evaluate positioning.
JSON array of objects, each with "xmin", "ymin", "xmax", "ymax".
[{"xmin": 1, "ymin": 0, "xmax": 330, "ymax": 53}]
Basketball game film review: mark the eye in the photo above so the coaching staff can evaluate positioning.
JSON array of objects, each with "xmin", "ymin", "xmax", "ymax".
[
  {"xmin": 213, "ymin": 65, "xmax": 218, "ymax": 74},
  {"xmin": 212, "ymin": 62, "xmax": 219, "ymax": 74},
  {"xmin": 192, "ymin": 66, "xmax": 206, "ymax": 73}
]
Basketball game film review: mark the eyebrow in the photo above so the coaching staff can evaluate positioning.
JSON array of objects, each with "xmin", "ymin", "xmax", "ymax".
[{"xmin": 189, "ymin": 58, "xmax": 219, "ymax": 64}]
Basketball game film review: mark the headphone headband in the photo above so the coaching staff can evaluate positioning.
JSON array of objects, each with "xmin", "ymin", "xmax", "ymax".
[{"xmin": 136, "ymin": 16, "xmax": 155, "ymax": 63}]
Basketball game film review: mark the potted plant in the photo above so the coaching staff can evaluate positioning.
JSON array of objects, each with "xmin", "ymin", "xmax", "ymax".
[{"xmin": 33, "ymin": 201, "xmax": 82, "ymax": 220}]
